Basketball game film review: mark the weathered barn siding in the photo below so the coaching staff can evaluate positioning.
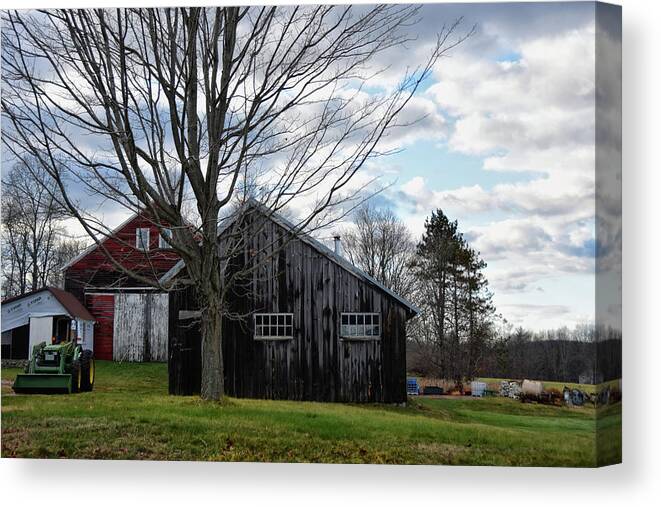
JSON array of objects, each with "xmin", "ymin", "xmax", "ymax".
[
  {"xmin": 169, "ymin": 211, "xmax": 410, "ymax": 403},
  {"xmin": 113, "ymin": 293, "xmax": 168, "ymax": 362},
  {"xmin": 62, "ymin": 212, "xmax": 180, "ymax": 362},
  {"xmin": 64, "ymin": 214, "xmax": 180, "ymax": 302},
  {"xmin": 85, "ymin": 294, "xmax": 115, "ymax": 360},
  {"xmin": 168, "ymin": 285, "xmax": 201, "ymax": 395}
]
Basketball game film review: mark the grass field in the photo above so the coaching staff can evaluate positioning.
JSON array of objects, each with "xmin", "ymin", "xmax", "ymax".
[{"xmin": 1, "ymin": 361, "xmax": 621, "ymax": 466}]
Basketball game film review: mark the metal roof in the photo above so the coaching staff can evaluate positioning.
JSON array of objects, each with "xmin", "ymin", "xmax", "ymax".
[{"xmin": 160, "ymin": 199, "xmax": 420, "ymax": 316}]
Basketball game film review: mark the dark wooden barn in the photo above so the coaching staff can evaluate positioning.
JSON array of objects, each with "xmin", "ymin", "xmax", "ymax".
[
  {"xmin": 63, "ymin": 212, "xmax": 180, "ymax": 361},
  {"xmin": 163, "ymin": 201, "xmax": 419, "ymax": 403}
]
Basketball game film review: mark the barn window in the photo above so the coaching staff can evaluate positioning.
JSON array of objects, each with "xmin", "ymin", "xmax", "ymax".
[
  {"xmin": 340, "ymin": 313, "xmax": 380, "ymax": 339},
  {"xmin": 159, "ymin": 228, "xmax": 172, "ymax": 249},
  {"xmin": 136, "ymin": 227, "xmax": 150, "ymax": 250},
  {"xmin": 254, "ymin": 313, "xmax": 293, "ymax": 340}
]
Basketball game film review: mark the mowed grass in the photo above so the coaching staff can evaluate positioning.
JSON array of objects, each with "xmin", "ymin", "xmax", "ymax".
[{"xmin": 1, "ymin": 362, "xmax": 621, "ymax": 466}]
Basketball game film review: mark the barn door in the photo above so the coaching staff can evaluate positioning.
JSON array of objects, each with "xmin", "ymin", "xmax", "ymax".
[
  {"xmin": 113, "ymin": 293, "xmax": 168, "ymax": 362},
  {"xmin": 28, "ymin": 316, "xmax": 53, "ymax": 355},
  {"xmin": 85, "ymin": 294, "xmax": 115, "ymax": 361},
  {"xmin": 113, "ymin": 293, "xmax": 146, "ymax": 362},
  {"xmin": 148, "ymin": 294, "xmax": 168, "ymax": 361},
  {"xmin": 339, "ymin": 340, "xmax": 382, "ymax": 403}
]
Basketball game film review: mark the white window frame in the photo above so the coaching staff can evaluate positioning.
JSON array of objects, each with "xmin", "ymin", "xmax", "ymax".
[
  {"xmin": 159, "ymin": 228, "xmax": 172, "ymax": 249},
  {"xmin": 340, "ymin": 312, "xmax": 381, "ymax": 340},
  {"xmin": 254, "ymin": 313, "xmax": 294, "ymax": 341},
  {"xmin": 136, "ymin": 227, "xmax": 150, "ymax": 251}
]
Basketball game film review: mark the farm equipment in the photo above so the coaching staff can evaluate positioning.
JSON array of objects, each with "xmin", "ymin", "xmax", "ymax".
[
  {"xmin": 406, "ymin": 378, "xmax": 420, "ymax": 395},
  {"xmin": 12, "ymin": 341, "xmax": 95, "ymax": 394}
]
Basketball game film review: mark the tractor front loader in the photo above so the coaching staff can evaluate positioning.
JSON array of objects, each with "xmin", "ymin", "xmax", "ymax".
[{"xmin": 12, "ymin": 341, "xmax": 95, "ymax": 394}]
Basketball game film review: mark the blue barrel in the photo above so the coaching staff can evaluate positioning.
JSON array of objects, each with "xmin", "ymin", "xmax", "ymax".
[{"xmin": 407, "ymin": 377, "xmax": 419, "ymax": 395}]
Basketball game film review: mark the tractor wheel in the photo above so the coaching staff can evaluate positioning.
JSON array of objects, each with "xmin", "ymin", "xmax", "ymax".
[
  {"xmin": 80, "ymin": 350, "xmax": 95, "ymax": 392},
  {"xmin": 70, "ymin": 360, "xmax": 82, "ymax": 393}
]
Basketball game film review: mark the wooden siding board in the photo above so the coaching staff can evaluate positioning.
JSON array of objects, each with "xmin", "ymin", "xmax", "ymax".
[
  {"xmin": 64, "ymin": 214, "xmax": 180, "ymax": 301},
  {"xmin": 169, "ymin": 212, "xmax": 410, "ymax": 403},
  {"xmin": 168, "ymin": 285, "xmax": 202, "ymax": 395},
  {"xmin": 112, "ymin": 293, "xmax": 168, "ymax": 362},
  {"xmin": 85, "ymin": 294, "xmax": 114, "ymax": 360}
]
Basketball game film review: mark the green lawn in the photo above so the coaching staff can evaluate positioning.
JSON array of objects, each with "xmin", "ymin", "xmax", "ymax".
[{"xmin": 1, "ymin": 362, "xmax": 621, "ymax": 466}]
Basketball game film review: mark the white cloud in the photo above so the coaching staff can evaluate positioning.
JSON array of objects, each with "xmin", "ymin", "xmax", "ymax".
[
  {"xmin": 381, "ymin": 95, "xmax": 449, "ymax": 150},
  {"xmin": 26, "ymin": 4, "xmax": 609, "ymax": 332},
  {"xmin": 389, "ymin": 20, "xmax": 601, "ymax": 329},
  {"xmin": 499, "ymin": 303, "xmax": 574, "ymax": 329}
]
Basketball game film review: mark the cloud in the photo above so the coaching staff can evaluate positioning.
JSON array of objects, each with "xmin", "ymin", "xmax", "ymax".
[
  {"xmin": 499, "ymin": 303, "xmax": 573, "ymax": 328},
  {"xmin": 382, "ymin": 96, "xmax": 449, "ymax": 149},
  {"xmin": 386, "ymin": 15, "xmax": 603, "ymax": 333},
  {"xmin": 466, "ymin": 219, "xmax": 553, "ymax": 259},
  {"xmin": 398, "ymin": 165, "xmax": 594, "ymax": 220},
  {"xmin": 6, "ymin": 3, "xmax": 615, "ymax": 332}
]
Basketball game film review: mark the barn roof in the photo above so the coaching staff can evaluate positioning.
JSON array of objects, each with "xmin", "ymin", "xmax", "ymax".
[
  {"xmin": 160, "ymin": 200, "xmax": 420, "ymax": 316},
  {"xmin": 2, "ymin": 286, "xmax": 95, "ymax": 322}
]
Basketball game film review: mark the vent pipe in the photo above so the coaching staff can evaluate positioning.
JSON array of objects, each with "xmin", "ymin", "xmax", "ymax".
[{"xmin": 333, "ymin": 235, "xmax": 342, "ymax": 256}]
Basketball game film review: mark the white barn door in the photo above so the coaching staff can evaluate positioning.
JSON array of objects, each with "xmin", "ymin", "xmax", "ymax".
[
  {"xmin": 113, "ymin": 293, "xmax": 168, "ymax": 362},
  {"xmin": 148, "ymin": 294, "xmax": 169, "ymax": 362},
  {"xmin": 28, "ymin": 316, "xmax": 53, "ymax": 354}
]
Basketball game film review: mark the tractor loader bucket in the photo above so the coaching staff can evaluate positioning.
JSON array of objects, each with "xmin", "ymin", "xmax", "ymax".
[{"xmin": 12, "ymin": 373, "xmax": 72, "ymax": 394}]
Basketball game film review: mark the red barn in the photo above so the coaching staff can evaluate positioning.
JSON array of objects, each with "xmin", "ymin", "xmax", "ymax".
[{"xmin": 63, "ymin": 212, "xmax": 181, "ymax": 361}]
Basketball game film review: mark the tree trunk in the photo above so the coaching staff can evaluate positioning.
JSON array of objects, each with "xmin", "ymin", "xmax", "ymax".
[
  {"xmin": 439, "ymin": 270, "xmax": 446, "ymax": 378},
  {"xmin": 200, "ymin": 289, "xmax": 224, "ymax": 401},
  {"xmin": 197, "ymin": 208, "xmax": 224, "ymax": 401},
  {"xmin": 31, "ymin": 250, "xmax": 39, "ymax": 291},
  {"xmin": 452, "ymin": 265, "xmax": 459, "ymax": 381}
]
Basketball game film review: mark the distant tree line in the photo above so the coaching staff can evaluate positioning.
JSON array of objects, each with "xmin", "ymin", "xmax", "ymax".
[
  {"xmin": 1, "ymin": 160, "xmax": 84, "ymax": 298},
  {"xmin": 341, "ymin": 203, "xmax": 621, "ymax": 384},
  {"xmin": 407, "ymin": 324, "xmax": 621, "ymax": 383}
]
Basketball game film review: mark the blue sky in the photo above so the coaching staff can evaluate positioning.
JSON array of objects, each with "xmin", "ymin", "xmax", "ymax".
[
  {"xmin": 328, "ymin": 1, "xmax": 620, "ymax": 331},
  {"xmin": 3, "ymin": 2, "xmax": 621, "ymax": 331}
]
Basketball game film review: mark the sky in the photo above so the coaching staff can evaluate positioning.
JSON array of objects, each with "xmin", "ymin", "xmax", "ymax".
[
  {"xmin": 3, "ymin": 2, "xmax": 622, "ymax": 332},
  {"xmin": 328, "ymin": 1, "xmax": 615, "ymax": 331},
  {"xmin": 321, "ymin": 1, "xmax": 620, "ymax": 332}
]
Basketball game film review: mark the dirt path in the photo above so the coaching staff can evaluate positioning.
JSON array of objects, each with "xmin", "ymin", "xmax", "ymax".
[{"xmin": 1, "ymin": 378, "xmax": 17, "ymax": 395}]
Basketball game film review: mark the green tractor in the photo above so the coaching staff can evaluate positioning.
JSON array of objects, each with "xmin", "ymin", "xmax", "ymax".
[{"xmin": 12, "ymin": 341, "xmax": 95, "ymax": 394}]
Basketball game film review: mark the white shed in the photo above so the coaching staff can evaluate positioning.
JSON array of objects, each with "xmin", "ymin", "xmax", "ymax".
[{"xmin": 1, "ymin": 287, "xmax": 95, "ymax": 359}]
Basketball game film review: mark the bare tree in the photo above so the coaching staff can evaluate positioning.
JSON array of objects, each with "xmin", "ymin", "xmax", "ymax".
[
  {"xmin": 1, "ymin": 189, "xmax": 30, "ymax": 296},
  {"xmin": 48, "ymin": 238, "xmax": 87, "ymax": 289},
  {"xmin": 2, "ymin": 6, "xmax": 471, "ymax": 400},
  {"xmin": 1, "ymin": 159, "xmax": 77, "ymax": 297},
  {"xmin": 339, "ymin": 203, "xmax": 416, "ymax": 299}
]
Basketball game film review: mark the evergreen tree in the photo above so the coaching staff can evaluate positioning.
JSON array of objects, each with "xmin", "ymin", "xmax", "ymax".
[
  {"xmin": 462, "ymin": 246, "xmax": 495, "ymax": 378},
  {"xmin": 412, "ymin": 208, "xmax": 495, "ymax": 382},
  {"xmin": 412, "ymin": 209, "xmax": 463, "ymax": 379}
]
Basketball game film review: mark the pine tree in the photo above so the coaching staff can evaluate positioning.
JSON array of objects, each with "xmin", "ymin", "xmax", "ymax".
[
  {"xmin": 412, "ymin": 209, "xmax": 495, "ymax": 382},
  {"xmin": 413, "ymin": 209, "xmax": 463, "ymax": 379},
  {"xmin": 462, "ymin": 246, "xmax": 495, "ymax": 378}
]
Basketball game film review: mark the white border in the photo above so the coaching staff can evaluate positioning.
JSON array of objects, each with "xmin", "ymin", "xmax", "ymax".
[{"xmin": 5, "ymin": 1, "xmax": 661, "ymax": 507}]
